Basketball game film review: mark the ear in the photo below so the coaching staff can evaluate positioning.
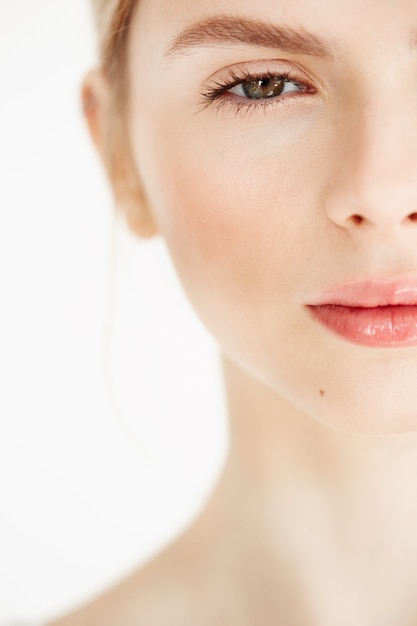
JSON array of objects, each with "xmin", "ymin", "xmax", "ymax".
[{"xmin": 81, "ymin": 69, "xmax": 158, "ymax": 238}]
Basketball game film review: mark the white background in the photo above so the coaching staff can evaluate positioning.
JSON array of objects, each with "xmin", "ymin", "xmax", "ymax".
[{"xmin": 0, "ymin": 1, "xmax": 226, "ymax": 621}]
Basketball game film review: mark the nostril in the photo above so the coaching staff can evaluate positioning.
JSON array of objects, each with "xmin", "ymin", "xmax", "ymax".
[
  {"xmin": 408, "ymin": 212, "xmax": 417, "ymax": 223},
  {"xmin": 351, "ymin": 214, "xmax": 364, "ymax": 225}
]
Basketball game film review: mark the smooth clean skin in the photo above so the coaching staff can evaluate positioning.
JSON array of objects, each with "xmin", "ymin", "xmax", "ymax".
[
  {"xmin": 53, "ymin": 0, "xmax": 417, "ymax": 624},
  {"xmin": 126, "ymin": 0, "xmax": 417, "ymax": 435}
]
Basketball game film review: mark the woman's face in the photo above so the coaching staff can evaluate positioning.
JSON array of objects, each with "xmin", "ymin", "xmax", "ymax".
[{"xmin": 125, "ymin": 0, "xmax": 417, "ymax": 433}]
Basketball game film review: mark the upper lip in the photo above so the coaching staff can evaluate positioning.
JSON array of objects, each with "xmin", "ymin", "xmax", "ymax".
[{"xmin": 310, "ymin": 277, "xmax": 417, "ymax": 308}]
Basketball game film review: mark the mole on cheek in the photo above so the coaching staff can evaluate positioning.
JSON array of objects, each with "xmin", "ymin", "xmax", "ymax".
[{"xmin": 319, "ymin": 389, "xmax": 326, "ymax": 397}]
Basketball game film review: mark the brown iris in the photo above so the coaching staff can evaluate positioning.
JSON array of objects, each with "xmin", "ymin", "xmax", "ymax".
[{"xmin": 241, "ymin": 77, "xmax": 286, "ymax": 99}]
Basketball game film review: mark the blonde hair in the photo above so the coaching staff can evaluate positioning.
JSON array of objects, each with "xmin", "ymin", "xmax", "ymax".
[
  {"xmin": 92, "ymin": 0, "xmax": 137, "ymax": 82},
  {"xmin": 90, "ymin": 0, "xmax": 157, "ymax": 236},
  {"xmin": 89, "ymin": 0, "xmax": 151, "ymax": 230}
]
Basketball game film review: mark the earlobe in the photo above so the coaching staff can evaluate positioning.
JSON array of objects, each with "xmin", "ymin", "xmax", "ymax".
[{"xmin": 81, "ymin": 69, "xmax": 159, "ymax": 239}]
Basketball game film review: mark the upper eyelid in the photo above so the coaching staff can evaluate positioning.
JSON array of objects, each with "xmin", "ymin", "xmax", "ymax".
[
  {"xmin": 225, "ymin": 73, "xmax": 308, "ymax": 91},
  {"xmin": 203, "ymin": 59, "xmax": 318, "ymax": 90}
]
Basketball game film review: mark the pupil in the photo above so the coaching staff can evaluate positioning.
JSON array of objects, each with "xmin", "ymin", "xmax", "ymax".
[{"xmin": 243, "ymin": 78, "xmax": 285, "ymax": 99}]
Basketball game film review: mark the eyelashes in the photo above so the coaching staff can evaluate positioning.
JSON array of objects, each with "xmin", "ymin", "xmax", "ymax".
[{"xmin": 199, "ymin": 65, "xmax": 316, "ymax": 115}]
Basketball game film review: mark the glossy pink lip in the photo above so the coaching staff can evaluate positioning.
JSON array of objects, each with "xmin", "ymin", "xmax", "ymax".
[{"xmin": 307, "ymin": 279, "xmax": 417, "ymax": 347}]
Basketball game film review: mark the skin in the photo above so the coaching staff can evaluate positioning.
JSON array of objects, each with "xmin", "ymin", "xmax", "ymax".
[{"xmin": 53, "ymin": 0, "xmax": 417, "ymax": 624}]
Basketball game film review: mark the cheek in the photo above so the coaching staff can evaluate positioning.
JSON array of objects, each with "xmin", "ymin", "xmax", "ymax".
[
  {"xmin": 130, "ymin": 104, "xmax": 334, "ymax": 377},
  {"xmin": 130, "ymin": 106, "xmax": 374, "ymax": 431},
  {"xmin": 131, "ymin": 112, "xmax": 324, "ymax": 324}
]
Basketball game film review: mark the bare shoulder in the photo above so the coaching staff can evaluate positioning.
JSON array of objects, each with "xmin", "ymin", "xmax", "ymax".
[
  {"xmin": 47, "ymin": 508, "xmax": 280, "ymax": 626},
  {"xmin": 47, "ymin": 528, "xmax": 240, "ymax": 626},
  {"xmin": 48, "ymin": 544, "xmax": 190, "ymax": 626}
]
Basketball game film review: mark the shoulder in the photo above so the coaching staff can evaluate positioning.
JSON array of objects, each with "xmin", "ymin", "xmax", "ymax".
[
  {"xmin": 47, "ymin": 536, "xmax": 208, "ymax": 626},
  {"xmin": 47, "ymin": 526, "xmax": 247, "ymax": 626}
]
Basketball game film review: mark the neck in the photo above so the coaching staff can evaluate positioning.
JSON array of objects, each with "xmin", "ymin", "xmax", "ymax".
[{"xmin": 204, "ymin": 354, "xmax": 417, "ymax": 625}]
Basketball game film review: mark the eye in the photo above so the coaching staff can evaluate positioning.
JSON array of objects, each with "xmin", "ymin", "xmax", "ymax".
[
  {"xmin": 200, "ymin": 66, "xmax": 315, "ymax": 114},
  {"xmin": 228, "ymin": 76, "xmax": 304, "ymax": 100}
]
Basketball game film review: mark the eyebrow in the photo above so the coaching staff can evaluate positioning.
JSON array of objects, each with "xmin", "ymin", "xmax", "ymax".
[{"xmin": 165, "ymin": 15, "xmax": 335, "ymax": 59}]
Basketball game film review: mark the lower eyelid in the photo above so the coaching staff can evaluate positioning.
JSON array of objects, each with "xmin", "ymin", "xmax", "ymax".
[{"xmin": 208, "ymin": 91, "xmax": 312, "ymax": 116}]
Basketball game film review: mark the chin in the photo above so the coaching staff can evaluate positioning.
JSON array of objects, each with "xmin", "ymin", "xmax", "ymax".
[
  {"xmin": 312, "ymin": 400, "xmax": 417, "ymax": 436},
  {"xmin": 294, "ymin": 366, "xmax": 417, "ymax": 436},
  {"xmin": 252, "ymin": 343, "xmax": 417, "ymax": 436}
]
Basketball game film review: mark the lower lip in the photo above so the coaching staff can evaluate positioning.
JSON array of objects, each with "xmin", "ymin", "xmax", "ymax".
[{"xmin": 308, "ymin": 304, "xmax": 417, "ymax": 347}]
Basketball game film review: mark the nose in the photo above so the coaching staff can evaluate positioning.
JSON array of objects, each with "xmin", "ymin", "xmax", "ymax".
[{"xmin": 325, "ymin": 97, "xmax": 417, "ymax": 234}]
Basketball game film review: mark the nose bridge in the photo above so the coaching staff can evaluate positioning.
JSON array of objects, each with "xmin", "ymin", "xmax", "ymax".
[{"xmin": 326, "ymin": 91, "xmax": 417, "ymax": 230}]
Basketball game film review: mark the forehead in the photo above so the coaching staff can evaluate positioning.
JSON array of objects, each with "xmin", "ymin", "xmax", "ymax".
[{"xmin": 132, "ymin": 0, "xmax": 417, "ymax": 45}]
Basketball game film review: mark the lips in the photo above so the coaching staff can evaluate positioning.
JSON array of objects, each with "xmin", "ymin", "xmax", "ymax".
[{"xmin": 307, "ymin": 278, "xmax": 417, "ymax": 347}]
